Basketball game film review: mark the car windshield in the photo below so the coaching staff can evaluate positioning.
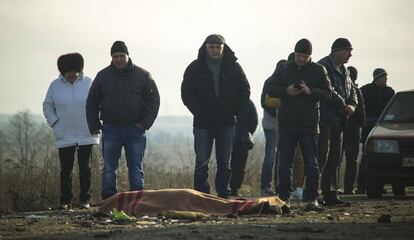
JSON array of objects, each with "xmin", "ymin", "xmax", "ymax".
[{"xmin": 381, "ymin": 92, "xmax": 414, "ymax": 123}]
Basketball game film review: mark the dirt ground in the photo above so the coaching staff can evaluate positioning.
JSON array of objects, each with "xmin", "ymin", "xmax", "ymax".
[{"xmin": 1, "ymin": 193, "xmax": 414, "ymax": 240}]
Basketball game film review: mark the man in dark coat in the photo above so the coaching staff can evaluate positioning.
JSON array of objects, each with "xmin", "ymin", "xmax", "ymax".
[
  {"xmin": 317, "ymin": 38, "xmax": 358, "ymax": 206},
  {"xmin": 342, "ymin": 66, "xmax": 366, "ymax": 194},
  {"xmin": 181, "ymin": 34, "xmax": 250, "ymax": 198},
  {"xmin": 356, "ymin": 68, "xmax": 395, "ymax": 193},
  {"xmin": 86, "ymin": 41, "xmax": 160, "ymax": 200},
  {"xmin": 268, "ymin": 38, "xmax": 332, "ymax": 211},
  {"xmin": 230, "ymin": 99, "xmax": 258, "ymax": 196}
]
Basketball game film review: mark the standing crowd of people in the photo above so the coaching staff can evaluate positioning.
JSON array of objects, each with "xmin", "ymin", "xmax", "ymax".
[{"xmin": 43, "ymin": 35, "xmax": 395, "ymax": 211}]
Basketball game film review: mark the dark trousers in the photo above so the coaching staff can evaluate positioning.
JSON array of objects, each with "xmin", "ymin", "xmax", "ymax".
[
  {"xmin": 58, "ymin": 144, "xmax": 93, "ymax": 204},
  {"xmin": 193, "ymin": 126, "xmax": 235, "ymax": 198},
  {"xmin": 230, "ymin": 142, "xmax": 249, "ymax": 194},
  {"xmin": 318, "ymin": 120, "xmax": 343, "ymax": 197},
  {"xmin": 278, "ymin": 132, "xmax": 319, "ymax": 202},
  {"xmin": 343, "ymin": 124, "xmax": 361, "ymax": 193}
]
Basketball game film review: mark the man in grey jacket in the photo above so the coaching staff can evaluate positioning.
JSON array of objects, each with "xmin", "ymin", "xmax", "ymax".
[{"xmin": 86, "ymin": 41, "xmax": 160, "ymax": 200}]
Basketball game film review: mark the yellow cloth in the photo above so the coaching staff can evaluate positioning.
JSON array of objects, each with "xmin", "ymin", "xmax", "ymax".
[{"xmin": 265, "ymin": 95, "xmax": 281, "ymax": 108}]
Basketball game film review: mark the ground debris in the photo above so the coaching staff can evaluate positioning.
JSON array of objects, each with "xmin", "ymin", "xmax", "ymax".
[{"xmin": 377, "ymin": 214, "xmax": 392, "ymax": 223}]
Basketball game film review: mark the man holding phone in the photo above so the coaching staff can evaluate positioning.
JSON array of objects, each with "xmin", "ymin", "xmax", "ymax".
[{"xmin": 267, "ymin": 39, "xmax": 332, "ymax": 211}]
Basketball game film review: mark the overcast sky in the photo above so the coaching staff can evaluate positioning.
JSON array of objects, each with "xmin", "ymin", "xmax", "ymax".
[{"xmin": 1, "ymin": 0, "xmax": 413, "ymax": 116}]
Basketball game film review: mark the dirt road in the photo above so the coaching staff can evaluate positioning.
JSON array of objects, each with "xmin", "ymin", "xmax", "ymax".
[{"xmin": 1, "ymin": 194, "xmax": 414, "ymax": 240}]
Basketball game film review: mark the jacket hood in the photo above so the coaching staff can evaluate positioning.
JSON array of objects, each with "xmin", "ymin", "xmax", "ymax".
[{"xmin": 197, "ymin": 41, "xmax": 237, "ymax": 63}]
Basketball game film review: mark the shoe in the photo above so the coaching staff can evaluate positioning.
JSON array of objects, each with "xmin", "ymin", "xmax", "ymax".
[
  {"xmin": 281, "ymin": 205, "xmax": 291, "ymax": 214},
  {"xmin": 343, "ymin": 190, "xmax": 355, "ymax": 195},
  {"xmin": 291, "ymin": 187, "xmax": 303, "ymax": 200},
  {"xmin": 230, "ymin": 190, "xmax": 241, "ymax": 197},
  {"xmin": 218, "ymin": 194, "xmax": 230, "ymax": 199},
  {"xmin": 355, "ymin": 188, "xmax": 365, "ymax": 194},
  {"xmin": 323, "ymin": 196, "xmax": 351, "ymax": 207},
  {"xmin": 80, "ymin": 202, "xmax": 90, "ymax": 209},
  {"xmin": 304, "ymin": 200, "xmax": 325, "ymax": 212},
  {"xmin": 261, "ymin": 189, "xmax": 275, "ymax": 196},
  {"xmin": 58, "ymin": 204, "xmax": 72, "ymax": 210}
]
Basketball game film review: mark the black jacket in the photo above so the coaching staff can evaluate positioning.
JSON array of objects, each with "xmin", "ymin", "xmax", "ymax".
[
  {"xmin": 267, "ymin": 60, "xmax": 332, "ymax": 134},
  {"xmin": 360, "ymin": 83, "xmax": 395, "ymax": 119},
  {"xmin": 181, "ymin": 42, "xmax": 250, "ymax": 129},
  {"xmin": 318, "ymin": 56, "xmax": 358, "ymax": 125},
  {"xmin": 261, "ymin": 76, "xmax": 277, "ymax": 117},
  {"xmin": 348, "ymin": 84, "xmax": 366, "ymax": 127},
  {"xmin": 86, "ymin": 59, "xmax": 160, "ymax": 133},
  {"xmin": 236, "ymin": 99, "xmax": 258, "ymax": 134}
]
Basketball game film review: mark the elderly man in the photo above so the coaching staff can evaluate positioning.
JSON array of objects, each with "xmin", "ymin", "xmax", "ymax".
[
  {"xmin": 181, "ymin": 34, "xmax": 250, "ymax": 198},
  {"xmin": 86, "ymin": 41, "xmax": 160, "ymax": 200},
  {"xmin": 317, "ymin": 38, "xmax": 358, "ymax": 206}
]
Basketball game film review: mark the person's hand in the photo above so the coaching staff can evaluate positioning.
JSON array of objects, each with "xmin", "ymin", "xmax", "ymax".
[
  {"xmin": 345, "ymin": 105, "xmax": 355, "ymax": 116},
  {"xmin": 299, "ymin": 80, "xmax": 312, "ymax": 95},
  {"xmin": 93, "ymin": 129, "xmax": 101, "ymax": 135},
  {"xmin": 286, "ymin": 84, "xmax": 302, "ymax": 96}
]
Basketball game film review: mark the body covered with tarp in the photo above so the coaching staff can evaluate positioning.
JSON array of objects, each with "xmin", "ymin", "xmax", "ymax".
[{"xmin": 99, "ymin": 188, "xmax": 286, "ymax": 217}]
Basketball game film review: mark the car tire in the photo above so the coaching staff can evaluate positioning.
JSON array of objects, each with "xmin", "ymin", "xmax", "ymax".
[
  {"xmin": 392, "ymin": 184, "xmax": 406, "ymax": 196},
  {"xmin": 367, "ymin": 177, "xmax": 384, "ymax": 199}
]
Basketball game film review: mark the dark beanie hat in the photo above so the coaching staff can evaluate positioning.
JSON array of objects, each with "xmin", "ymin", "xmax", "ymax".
[
  {"xmin": 287, "ymin": 52, "xmax": 295, "ymax": 62},
  {"xmin": 205, "ymin": 34, "xmax": 225, "ymax": 45},
  {"xmin": 347, "ymin": 66, "xmax": 358, "ymax": 81},
  {"xmin": 57, "ymin": 53, "xmax": 84, "ymax": 75},
  {"xmin": 111, "ymin": 41, "xmax": 129, "ymax": 55},
  {"xmin": 331, "ymin": 38, "xmax": 353, "ymax": 52},
  {"xmin": 373, "ymin": 68, "xmax": 387, "ymax": 81},
  {"xmin": 294, "ymin": 38, "xmax": 312, "ymax": 55}
]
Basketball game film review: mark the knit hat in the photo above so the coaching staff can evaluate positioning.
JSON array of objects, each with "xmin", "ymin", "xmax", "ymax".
[
  {"xmin": 205, "ymin": 34, "xmax": 225, "ymax": 45},
  {"xmin": 57, "ymin": 53, "xmax": 84, "ymax": 75},
  {"xmin": 331, "ymin": 38, "xmax": 353, "ymax": 52},
  {"xmin": 111, "ymin": 41, "xmax": 129, "ymax": 55},
  {"xmin": 347, "ymin": 66, "xmax": 358, "ymax": 82},
  {"xmin": 373, "ymin": 68, "xmax": 387, "ymax": 81},
  {"xmin": 294, "ymin": 38, "xmax": 312, "ymax": 55},
  {"xmin": 287, "ymin": 52, "xmax": 295, "ymax": 62}
]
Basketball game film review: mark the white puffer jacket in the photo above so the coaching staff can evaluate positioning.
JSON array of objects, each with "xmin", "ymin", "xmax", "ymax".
[{"xmin": 43, "ymin": 74, "xmax": 100, "ymax": 148}]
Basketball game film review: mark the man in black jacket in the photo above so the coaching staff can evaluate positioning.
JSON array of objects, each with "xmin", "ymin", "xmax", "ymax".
[
  {"xmin": 342, "ymin": 66, "xmax": 366, "ymax": 194},
  {"xmin": 317, "ymin": 38, "xmax": 358, "ymax": 206},
  {"xmin": 230, "ymin": 99, "xmax": 258, "ymax": 196},
  {"xmin": 181, "ymin": 34, "xmax": 250, "ymax": 198},
  {"xmin": 268, "ymin": 39, "xmax": 331, "ymax": 211},
  {"xmin": 86, "ymin": 41, "xmax": 160, "ymax": 200},
  {"xmin": 356, "ymin": 68, "xmax": 395, "ymax": 193}
]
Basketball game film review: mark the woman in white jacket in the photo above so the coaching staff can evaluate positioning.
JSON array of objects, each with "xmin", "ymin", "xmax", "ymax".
[{"xmin": 43, "ymin": 53, "xmax": 99, "ymax": 210}]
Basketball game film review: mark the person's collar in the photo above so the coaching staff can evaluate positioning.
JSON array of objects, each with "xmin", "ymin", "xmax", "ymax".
[{"xmin": 59, "ymin": 73, "xmax": 84, "ymax": 83}]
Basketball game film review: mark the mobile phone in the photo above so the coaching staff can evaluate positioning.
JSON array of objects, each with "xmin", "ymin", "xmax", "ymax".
[{"xmin": 294, "ymin": 83, "xmax": 302, "ymax": 89}]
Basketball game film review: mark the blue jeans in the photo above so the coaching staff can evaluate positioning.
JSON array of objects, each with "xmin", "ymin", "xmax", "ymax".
[
  {"xmin": 261, "ymin": 128, "xmax": 277, "ymax": 191},
  {"xmin": 278, "ymin": 132, "xmax": 319, "ymax": 202},
  {"xmin": 193, "ymin": 126, "xmax": 235, "ymax": 198},
  {"xmin": 101, "ymin": 123, "xmax": 146, "ymax": 199}
]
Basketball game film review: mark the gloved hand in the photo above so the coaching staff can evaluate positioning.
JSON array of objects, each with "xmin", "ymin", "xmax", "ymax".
[{"xmin": 240, "ymin": 128, "xmax": 254, "ymax": 150}]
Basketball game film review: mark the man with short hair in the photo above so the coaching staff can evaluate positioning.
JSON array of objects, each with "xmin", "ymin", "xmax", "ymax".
[
  {"xmin": 317, "ymin": 38, "xmax": 358, "ymax": 206},
  {"xmin": 181, "ymin": 34, "xmax": 250, "ymax": 198},
  {"xmin": 86, "ymin": 41, "xmax": 160, "ymax": 200},
  {"xmin": 268, "ymin": 38, "xmax": 332, "ymax": 211}
]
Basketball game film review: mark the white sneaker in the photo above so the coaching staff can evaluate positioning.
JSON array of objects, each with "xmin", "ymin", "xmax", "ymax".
[{"xmin": 291, "ymin": 187, "xmax": 303, "ymax": 200}]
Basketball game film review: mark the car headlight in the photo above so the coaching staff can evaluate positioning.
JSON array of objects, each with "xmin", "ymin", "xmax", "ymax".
[{"xmin": 374, "ymin": 139, "xmax": 399, "ymax": 153}]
